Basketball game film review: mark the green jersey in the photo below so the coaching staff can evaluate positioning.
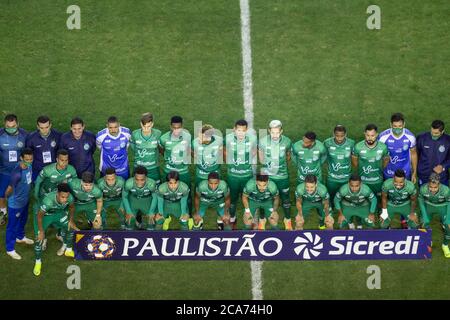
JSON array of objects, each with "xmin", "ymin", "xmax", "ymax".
[
  {"xmin": 197, "ymin": 179, "xmax": 229, "ymax": 206},
  {"xmin": 192, "ymin": 135, "xmax": 223, "ymax": 180},
  {"xmin": 34, "ymin": 163, "xmax": 77, "ymax": 198},
  {"xmin": 334, "ymin": 183, "xmax": 377, "ymax": 212},
  {"xmin": 123, "ymin": 177, "xmax": 157, "ymax": 200},
  {"xmin": 295, "ymin": 182, "xmax": 329, "ymax": 204},
  {"xmin": 258, "ymin": 135, "xmax": 292, "ymax": 179},
  {"xmin": 224, "ymin": 133, "xmax": 257, "ymax": 177},
  {"xmin": 353, "ymin": 141, "xmax": 389, "ymax": 184},
  {"xmin": 69, "ymin": 179, "xmax": 102, "ymax": 205},
  {"xmin": 382, "ymin": 178, "xmax": 416, "ymax": 206},
  {"xmin": 243, "ymin": 178, "xmax": 279, "ymax": 203},
  {"xmin": 39, "ymin": 191, "xmax": 74, "ymax": 216},
  {"xmin": 158, "ymin": 181, "xmax": 190, "ymax": 202},
  {"xmin": 129, "ymin": 128, "xmax": 162, "ymax": 170},
  {"xmin": 159, "ymin": 129, "xmax": 191, "ymax": 174},
  {"xmin": 97, "ymin": 176, "xmax": 125, "ymax": 202},
  {"xmin": 323, "ymin": 137, "xmax": 355, "ymax": 182},
  {"xmin": 291, "ymin": 140, "xmax": 327, "ymax": 182},
  {"xmin": 419, "ymin": 184, "xmax": 450, "ymax": 206}
]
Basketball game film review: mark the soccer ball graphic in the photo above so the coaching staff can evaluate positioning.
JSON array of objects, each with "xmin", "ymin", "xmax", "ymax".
[{"xmin": 86, "ymin": 235, "xmax": 115, "ymax": 259}]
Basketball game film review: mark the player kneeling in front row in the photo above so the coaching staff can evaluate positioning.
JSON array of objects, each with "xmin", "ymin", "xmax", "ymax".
[
  {"xmin": 334, "ymin": 174, "xmax": 377, "ymax": 229},
  {"xmin": 155, "ymin": 171, "xmax": 190, "ymax": 230},
  {"xmin": 295, "ymin": 174, "xmax": 334, "ymax": 230},
  {"xmin": 69, "ymin": 172, "xmax": 104, "ymax": 230},
  {"xmin": 242, "ymin": 173, "xmax": 280, "ymax": 230},
  {"xmin": 33, "ymin": 183, "xmax": 79, "ymax": 276},
  {"xmin": 98, "ymin": 168, "xmax": 126, "ymax": 229},
  {"xmin": 380, "ymin": 169, "xmax": 419, "ymax": 229},
  {"xmin": 193, "ymin": 172, "xmax": 231, "ymax": 230},
  {"xmin": 418, "ymin": 173, "xmax": 450, "ymax": 258},
  {"xmin": 122, "ymin": 166, "xmax": 158, "ymax": 230}
]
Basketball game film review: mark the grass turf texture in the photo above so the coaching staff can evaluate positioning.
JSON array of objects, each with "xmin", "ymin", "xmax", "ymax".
[{"xmin": 0, "ymin": 0, "xmax": 449, "ymax": 299}]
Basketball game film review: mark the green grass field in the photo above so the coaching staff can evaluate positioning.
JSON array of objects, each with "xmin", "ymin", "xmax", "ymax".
[{"xmin": 0, "ymin": 0, "xmax": 449, "ymax": 300}]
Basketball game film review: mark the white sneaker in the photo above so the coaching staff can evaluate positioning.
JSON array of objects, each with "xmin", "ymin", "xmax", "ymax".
[
  {"xmin": 16, "ymin": 237, "xmax": 34, "ymax": 245},
  {"xmin": 42, "ymin": 238, "xmax": 48, "ymax": 251},
  {"xmin": 7, "ymin": 250, "xmax": 22, "ymax": 260},
  {"xmin": 57, "ymin": 244, "xmax": 67, "ymax": 256},
  {"xmin": 356, "ymin": 225, "xmax": 363, "ymax": 230}
]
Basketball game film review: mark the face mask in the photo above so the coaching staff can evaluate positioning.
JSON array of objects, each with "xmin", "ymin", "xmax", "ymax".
[
  {"xmin": 392, "ymin": 128, "xmax": 403, "ymax": 136},
  {"xmin": 5, "ymin": 127, "xmax": 18, "ymax": 135},
  {"xmin": 23, "ymin": 161, "xmax": 32, "ymax": 168}
]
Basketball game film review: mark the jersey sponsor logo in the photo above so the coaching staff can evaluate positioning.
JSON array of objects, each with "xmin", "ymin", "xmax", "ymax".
[
  {"xmin": 137, "ymin": 149, "xmax": 154, "ymax": 159},
  {"xmin": 390, "ymin": 155, "xmax": 406, "ymax": 164},
  {"xmin": 362, "ymin": 165, "xmax": 378, "ymax": 175},
  {"xmin": 300, "ymin": 166, "xmax": 315, "ymax": 175},
  {"xmin": 331, "ymin": 162, "xmax": 349, "ymax": 172},
  {"xmin": 294, "ymin": 233, "xmax": 323, "ymax": 259},
  {"xmin": 107, "ymin": 154, "xmax": 125, "ymax": 163}
]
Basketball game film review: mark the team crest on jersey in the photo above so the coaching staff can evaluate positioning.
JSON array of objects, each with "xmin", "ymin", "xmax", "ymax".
[
  {"xmin": 83, "ymin": 143, "xmax": 90, "ymax": 150},
  {"xmin": 51, "ymin": 140, "xmax": 56, "ymax": 148},
  {"xmin": 120, "ymin": 142, "xmax": 126, "ymax": 148},
  {"xmin": 439, "ymin": 145, "xmax": 446, "ymax": 153},
  {"xmin": 403, "ymin": 144, "xmax": 409, "ymax": 151},
  {"xmin": 17, "ymin": 141, "xmax": 23, "ymax": 148}
]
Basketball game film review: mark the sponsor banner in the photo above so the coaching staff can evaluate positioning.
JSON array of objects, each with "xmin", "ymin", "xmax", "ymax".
[{"xmin": 74, "ymin": 229, "xmax": 432, "ymax": 261}]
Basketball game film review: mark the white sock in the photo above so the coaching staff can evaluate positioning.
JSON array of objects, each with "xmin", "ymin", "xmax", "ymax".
[
  {"xmin": 0, "ymin": 208, "xmax": 6, "ymax": 214},
  {"xmin": 230, "ymin": 216, "xmax": 236, "ymax": 223},
  {"xmin": 36, "ymin": 259, "xmax": 41, "ymax": 263},
  {"xmin": 66, "ymin": 247, "xmax": 73, "ymax": 251}
]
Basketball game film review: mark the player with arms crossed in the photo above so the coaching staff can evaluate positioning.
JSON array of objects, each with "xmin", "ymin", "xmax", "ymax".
[
  {"xmin": 122, "ymin": 166, "xmax": 158, "ymax": 231},
  {"xmin": 33, "ymin": 183, "xmax": 78, "ymax": 276},
  {"xmin": 418, "ymin": 173, "xmax": 450, "ymax": 258},
  {"xmin": 97, "ymin": 168, "xmax": 126, "ymax": 230},
  {"xmin": 258, "ymin": 120, "xmax": 293, "ymax": 230},
  {"xmin": 334, "ymin": 174, "xmax": 377, "ymax": 229},
  {"xmin": 295, "ymin": 174, "xmax": 334, "ymax": 230},
  {"xmin": 242, "ymin": 173, "xmax": 280, "ymax": 230},
  {"xmin": 380, "ymin": 169, "xmax": 419, "ymax": 229},
  {"xmin": 155, "ymin": 171, "xmax": 191, "ymax": 230},
  {"xmin": 69, "ymin": 172, "xmax": 104, "ymax": 230},
  {"xmin": 193, "ymin": 172, "xmax": 231, "ymax": 230}
]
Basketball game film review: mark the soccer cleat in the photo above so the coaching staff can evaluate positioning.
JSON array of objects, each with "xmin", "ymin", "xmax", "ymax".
[
  {"xmin": 356, "ymin": 225, "xmax": 363, "ymax": 230},
  {"xmin": 64, "ymin": 248, "xmax": 75, "ymax": 258},
  {"xmin": 348, "ymin": 223, "xmax": 355, "ymax": 230},
  {"xmin": 42, "ymin": 238, "xmax": 48, "ymax": 251},
  {"xmin": 163, "ymin": 216, "xmax": 172, "ymax": 231},
  {"xmin": 7, "ymin": 250, "xmax": 22, "ymax": 260},
  {"xmin": 16, "ymin": 237, "xmax": 34, "ymax": 245},
  {"xmin": 442, "ymin": 245, "xmax": 450, "ymax": 258},
  {"xmin": 217, "ymin": 222, "xmax": 224, "ymax": 230},
  {"xmin": 258, "ymin": 219, "xmax": 266, "ymax": 231},
  {"xmin": 188, "ymin": 218, "xmax": 194, "ymax": 230},
  {"xmin": 319, "ymin": 224, "xmax": 326, "ymax": 230},
  {"xmin": 0, "ymin": 214, "xmax": 6, "ymax": 226},
  {"xmin": 400, "ymin": 220, "xmax": 408, "ymax": 230},
  {"xmin": 284, "ymin": 218, "xmax": 293, "ymax": 231},
  {"xmin": 57, "ymin": 244, "xmax": 67, "ymax": 256},
  {"xmin": 33, "ymin": 261, "xmax": 42, "ymax": 276}
]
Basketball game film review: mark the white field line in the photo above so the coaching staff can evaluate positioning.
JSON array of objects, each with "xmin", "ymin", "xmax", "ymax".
[{"xmin": 239, "ymin": 0, "xmax": 263, "ymax": 301}]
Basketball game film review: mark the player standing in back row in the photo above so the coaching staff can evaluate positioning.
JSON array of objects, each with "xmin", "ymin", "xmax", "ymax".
[{"xmin": 96, "ymin": 116, "xmax": 131, "ymax": 180}]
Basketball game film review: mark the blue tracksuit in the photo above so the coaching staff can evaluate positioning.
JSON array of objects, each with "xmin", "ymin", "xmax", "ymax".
[
  {"xmin": 0, "ymin": 128, "xmax": 28, "ymax": 197},
  {"xmin": 60, "ymin": 131, "xmax": 96, "ymax": 178},
  {"xmin": 25, "ymin": 129, "xmax": 62, "ymax": 181},
  {"xmin": 6, "ymin": 164, "xmax": 32, "ymax": 251},
  {"xmin": 416, "ymin": 132, "xmax": 450, "ymax": 186}
]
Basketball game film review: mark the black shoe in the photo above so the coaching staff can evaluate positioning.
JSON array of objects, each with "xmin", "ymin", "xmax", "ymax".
[{"xmin": 217, "ymin": 222, "xmax": 224, "ymax": 230}]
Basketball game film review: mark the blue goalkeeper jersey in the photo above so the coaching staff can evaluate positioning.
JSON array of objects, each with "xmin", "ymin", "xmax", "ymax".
[
  {"xmin": 0, "ymin": 128, "xmax": 28, "ymax": 175},
  {"xmin": 379, "ymin": 128, "xmax": 416, "ymax": 179},
  {"xmin": 96, "ymin": 127, "xmax": 131, "ymax": 178},
  {"xmin": 8, "ymin": 164, "xmax": 32, "ymax": 209}
]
